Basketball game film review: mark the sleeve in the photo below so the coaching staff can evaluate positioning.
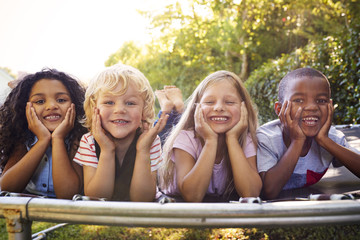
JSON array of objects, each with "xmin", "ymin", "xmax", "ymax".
[
  {"xmin": 256, "ymin": 131, "xmax": 279, "ymax": 173},
  {"xmin": 243, "ymin": 134, "xmax": 256, "ymax": 158},
  {"xmin": 172, "ymin": 130, "xmax": 198, "ymax": 160},
  {"xmin": 150, "ymin": 135, "xmax": 162, "ymax": 171},
  {"xmin": 73, "ymin": 133, "xmax": 99, "ymax": 168},
  {"xmin": 329, "ymin": 127, "xmax": 360, "ymax": 167}
]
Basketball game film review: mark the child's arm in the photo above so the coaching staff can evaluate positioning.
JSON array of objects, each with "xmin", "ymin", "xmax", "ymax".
[
  {"xmin": 261, "ymin": 101, "xmax": 306, "ymax": 199},
  {"xmin": 175, "ymin": 104, "xmax": 218, "ymax": 202},
  {"xmin": 52, "ymin": 104, "xmax": 83, "ymax": 199},
  {"xmin": 315, "ymin": 102, "xmax": 360, "ymax": 177},
  {"xmin": 83, "ymin": 108, "xmax": 116, "ymax": 199},
  {"xmin": 226, "ymin": 102, "xmax": 262, "ymax": 197},
  {"xmin": 1, "ymin": 103, "xmax": 51, "ymax": 192},
  {"xmin": 130, "ymin": 113, "xmax": 169, "ymax": 201}
]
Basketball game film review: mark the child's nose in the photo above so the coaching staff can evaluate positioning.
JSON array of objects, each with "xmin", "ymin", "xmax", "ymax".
[
  {"xmin": 213, "ymin": 101, "xmax": 224, "ymax": 111},
  {"xmin": 46, "ymin": 100, "xmax": 58, "ymax": 110},
  {"xmin": 114, "ymin": 103, "xmax": 126, "ymax": 113},
  {"xmin": 304, "ymin": 101, "xmax": 318, "ymax": 111}
]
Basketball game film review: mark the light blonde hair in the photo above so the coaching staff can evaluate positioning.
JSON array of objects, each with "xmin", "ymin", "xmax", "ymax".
[
  {"xmin": 83, "ymin": 64, "xmax": 155, "ymax": 131},
  {"xmin": 158, "ymin": 70, "xmax": 258, "ymax": 195}
]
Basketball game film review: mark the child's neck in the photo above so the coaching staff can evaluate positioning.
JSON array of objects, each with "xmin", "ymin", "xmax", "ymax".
[
  {"xmin": 215, "ymin": 134, "xmax": 227, "ymax": 164},
  {"xmin": 113, "ymin": 131, "xmax": 137, "ymax": 166}
]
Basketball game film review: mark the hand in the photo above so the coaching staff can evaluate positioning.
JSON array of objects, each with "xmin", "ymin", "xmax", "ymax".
[
  {"xmin": 194, "ymin": 103, "xmax": 217, "ymax": 141},
  {"xmin": 91, "ymin": 108, "xmax": 115, "ymax": 151},
  {"xmin": 278, "ymin": 100, "xmax": 305, "ymax": 142},
  {"xmin": 52, "ymin": 103, "xmax": 76, "ymax": 140},
  {"xmin": 26, "ymin": 102, "xmax": 51, "ymax": 141},
  {"xmin": 136, "ymin": 112, "xmax": 169, "ymax": 152},
  {"xmin": 315, "ymin": 99, "xmax": 333, "ymax": 144},
  {"xmin": 226, "ymin": 101, "xmax": 248, "ymax": 139}
]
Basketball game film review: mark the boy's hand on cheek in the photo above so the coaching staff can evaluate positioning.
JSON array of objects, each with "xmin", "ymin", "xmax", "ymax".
[
  {"xmin": 26, "ymin": 102, "xmax": 51, "ymax": 141},
  {"xmin": 194, "ymin": 103, "xmax": 217, "ymax": 141},
  {"xmin": 92, "ymin": 108, "xmax": 115, "ymax": 151},
  {"xmin": 52, "ymin": 103, "xmax": 75, "ymax": 139},
  {"xmin": 137, "ymin": 113, "xmax": 169, "ymax": 152},
  {"xmin": 226, "ymin": 102, "xmax": 248, "ymax": 139},
  {"xmin": 279, "ymin": 101, "xmax": 305, "ymax": 142},
  {"xmin": 315, "ymin": 100, "xmax": 333, "ymax": 145}
]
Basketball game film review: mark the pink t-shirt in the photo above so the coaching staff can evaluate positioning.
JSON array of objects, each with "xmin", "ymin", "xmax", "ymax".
[{"xmin": 164, "ymin": 130, "xmax": 256, "ymax": 196}]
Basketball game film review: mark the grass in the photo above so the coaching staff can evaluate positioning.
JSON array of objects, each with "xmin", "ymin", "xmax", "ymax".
[{"xmin": 1, "ymin": 219, "xmax": 360, "ymax": 239}]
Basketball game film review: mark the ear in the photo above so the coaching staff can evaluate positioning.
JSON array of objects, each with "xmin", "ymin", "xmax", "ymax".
[{"xmin": 274, "ymin": 102, "xmax": 282, "ymax": 116}]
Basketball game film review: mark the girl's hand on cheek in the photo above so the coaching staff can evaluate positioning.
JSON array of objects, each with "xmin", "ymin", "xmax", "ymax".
[
  {"xmin": 194, "ymin": 103, "xmax": 217, "ymax": 141},
  {"xmin": 315, "ymin": 99, "xmax": 333, "ymax": 144},
  {"xmin": 92, "ymin": 107, "xmax": 115, "ymax": 151},
  {"xmin": 52, "ymin": 103, "xmax": 75, "ymax": 139},
  {"xmin": 226, "ymin": 101, "xmax": 248, "ymax": 139},
  {"xmin": 26, "ymin": 102, "xmax": 51, "ymax": 141}
]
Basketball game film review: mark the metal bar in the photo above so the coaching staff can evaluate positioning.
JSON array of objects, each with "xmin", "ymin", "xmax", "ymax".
[{"xmin": 1, "ymin": 197, "xmax": 360, "ymax": 228}]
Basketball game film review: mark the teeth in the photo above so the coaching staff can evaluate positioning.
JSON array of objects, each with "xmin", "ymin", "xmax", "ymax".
[
  {"xmin": 45, "ymin": 115, "xmax": 60, "ymax": 120},
  {"xmin": 211, "ymin": 117, "xmax": 227, "ymax": 121},
  {"xmin": 302, "ymin": 117, "xmax": 318, "ymax": 121},
  {"xmin": 113, "ymin": 120, "xmax": 127, "ymax": 123}
]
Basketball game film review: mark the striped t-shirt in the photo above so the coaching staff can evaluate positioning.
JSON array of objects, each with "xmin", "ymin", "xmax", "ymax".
[{"xmin": 73, "ymin": 132, "xmax": 162, "ymax": 171}]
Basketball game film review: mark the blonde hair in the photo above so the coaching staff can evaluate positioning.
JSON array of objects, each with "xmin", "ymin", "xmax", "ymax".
[
  {"xmin": 83, "ymin": 64, "xmax": 155, "ymax": 131},
  {"xmin": 158, "ymin": 70, "xmax": 258, "ymax": 194}
]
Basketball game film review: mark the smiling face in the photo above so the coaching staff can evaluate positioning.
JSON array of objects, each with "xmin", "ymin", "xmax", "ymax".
[
  {"xmin": 199, "ymin": 80, "xmax": 242, "ymax": 134},
  {"xmin": 96, "ymin": 83, "xmax": 144, "ymax": 140},
  {"xmin": 284, "ymin": 76, "xmax": 330, "ymax": 137},
  {"xmin": 28, "ymin": 79, "xmax": 72, "ymax": 132}
]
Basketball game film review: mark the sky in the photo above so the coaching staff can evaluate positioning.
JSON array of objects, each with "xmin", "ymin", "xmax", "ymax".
[{"xmin": 0, "ymin": 0, "xmax": 171, "ymax": 82}]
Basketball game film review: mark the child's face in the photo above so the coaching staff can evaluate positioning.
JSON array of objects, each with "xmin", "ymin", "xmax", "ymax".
[
  {"xmin": 96, "ymin": 82, "xmax": 144, "ymax": 140},
  {"xmin": 199, "ymin": 80, "xmax": 242, "ymax": 134},
  {"xmin": 28, "ymin": 79, "xmax": 72, "ymax": 132},
  {"xmin": 281, "ymin": 76, "xmax": 330, "ymax": 137}
]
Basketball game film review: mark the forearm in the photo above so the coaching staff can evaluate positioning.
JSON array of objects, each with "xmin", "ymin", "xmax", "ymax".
[
  {"xmin": 227, "ymin": 138, "xmax": 262, "ymax": 197},
  {"xmin": 262, "ymin": 140, "xmax": 303, "ymax": 199},
  {"xmin": 1, "ymin": 140, "xmax": 49, "ymax": 192},
  {"xmin": 130, "ymin": 152, "xmax": 156, "ymax": 201},
  {"xmin": 85, "ymin": 152, "xmax": 116, "ymax": 199},
  {"xmin": 52, "ymin": 138, "xmax": 81, "ymax": 199},
  {"xmin": 179, "ymin": 141, "xmax": 217, "ymax": 202},
  {"xmin": 318, "ymin": 137, "xmax": 360, "ymax": 177}
]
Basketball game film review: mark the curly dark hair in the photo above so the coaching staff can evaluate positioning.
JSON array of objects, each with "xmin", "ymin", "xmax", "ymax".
[{"xmin": 0, "ymin": 68, "xmax": 87, "ymax": 170}]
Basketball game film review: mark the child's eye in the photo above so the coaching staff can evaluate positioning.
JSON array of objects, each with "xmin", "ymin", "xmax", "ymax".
[
  {"xmin": 57, "ymin": 98, "xmax": 68, "ymax": 103},
  {"xmin": 293, "ymin": 99, "xmax": 303, "ymax": 103},
  {"xmin": 317, "ymin": 99, "xmax": 328, "ymax": 104},
  {"xmin": 225, "ymin": 101, "xmax": 235, "ymax": 104},
  {"xmin": 34, "ymin": 99, "xmax": 45, "ymax": 104},
  {"xmin": 105, "ymin": 101, "xmax": 115, "ymax": 105},
  {"xmin": 126, "ymin": 101, "xmax": 136, "ymax": 106},
  {"xmin": 203, "ymin": 101, "xmax": 214, "ymax": 105}
]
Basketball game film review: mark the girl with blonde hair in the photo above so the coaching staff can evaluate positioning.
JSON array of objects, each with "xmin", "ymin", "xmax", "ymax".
[{"xmin": 159, "ymin": 70, "xmax": 262, "ymax": 202}]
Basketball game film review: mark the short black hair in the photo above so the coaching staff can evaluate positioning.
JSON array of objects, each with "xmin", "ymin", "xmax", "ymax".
[{"xmin": 278, "ymin": 67, "xmax": 329, "ymax": 103}]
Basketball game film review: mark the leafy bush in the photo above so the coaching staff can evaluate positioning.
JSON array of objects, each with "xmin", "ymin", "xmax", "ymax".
[{"xmin": 246, "ymin": 17, "xmax": 360, "ymax": 125}]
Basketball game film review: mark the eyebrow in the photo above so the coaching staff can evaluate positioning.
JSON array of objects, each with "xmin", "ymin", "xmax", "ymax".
[{"xmin": 29, "ymin": 92, "xmax": 70, "ymax": 99}]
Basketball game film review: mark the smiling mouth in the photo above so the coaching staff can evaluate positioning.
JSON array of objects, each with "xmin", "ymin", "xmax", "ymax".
[
  {"xmin": 44, "ymin": 115, "xmax": 61, "ymax": 121},
  {"xmin": 112, "ymin": 120, "xmax": 129, "ymax": 124},
  {"xmin": 210, "ymin": 117, "xmax": 229, "ymax": 121},
  {"xmin": 302, "ymin": 117, "xmax": 319, "ymax": 126}
]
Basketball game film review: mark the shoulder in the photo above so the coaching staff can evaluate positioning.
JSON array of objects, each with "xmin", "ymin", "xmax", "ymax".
[{"xmin": 257, "ymin": 119, "xmax": 283, "ymax": 142}]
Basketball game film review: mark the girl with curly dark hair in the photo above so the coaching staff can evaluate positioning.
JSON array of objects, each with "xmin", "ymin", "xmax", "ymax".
[{"xmin": 0, "ymin": 68, "xmax": 87, "ymax": 199}]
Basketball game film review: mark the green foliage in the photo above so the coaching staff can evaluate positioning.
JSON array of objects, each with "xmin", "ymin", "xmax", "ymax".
[
  {"xmin": 246, "ymin": 6, "xmax": 360, "ymax": 125},
  {"xmin": 105, "ymin": 0, "xmax": 360, "ymax": 124},
  {"xmin": 1, "ymin": 219, "xmax": 360, "ymax": 240}
]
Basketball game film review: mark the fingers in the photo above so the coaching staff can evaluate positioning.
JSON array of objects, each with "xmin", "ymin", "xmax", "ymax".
[{"xmin": 152, "ymin": 112, "xmax": 169, "ymax": 133}]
